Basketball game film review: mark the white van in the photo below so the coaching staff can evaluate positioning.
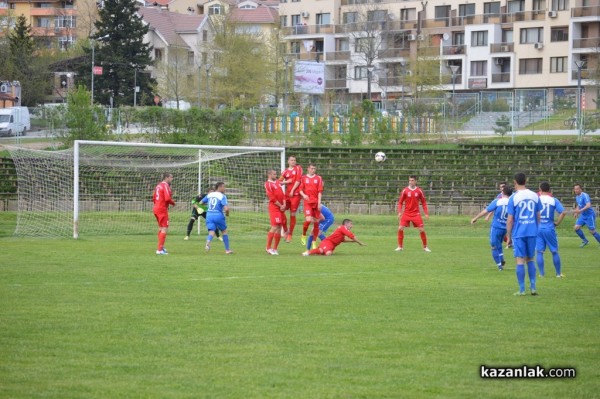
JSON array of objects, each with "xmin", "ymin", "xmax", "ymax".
[{"xmin": 0, "ymin": 107, "xmax": 30, "ymax": 137}]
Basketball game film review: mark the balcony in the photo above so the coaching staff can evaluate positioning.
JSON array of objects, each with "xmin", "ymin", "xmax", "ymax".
[
  {"xmin": 490, "ymin": 43, "xmax": 514, "ymax": 53},
  {"xmin": 442, "ymin": 45, "xmax": 465, "ymax": 55},
  {"xmin": 325, "ymin": 79, "xmax": 348, "ymax": 89},
  {"xmin": 571, "ymin": 5, "xmax": 600, "ymax": 18},
  {"xmin": 441, "ymin": 74, "xmax": 463, "ymax": 85},
  {"xmin": 30, "ymin": 7, "xmax": 77, "ymax": 16},
  {"xmin": 491, "ymin": 72, "xmax": 511, "ymax": 83},
  {"xmin": 282, "ymin": 20, "xmax": 413, "ymax": 37},
  {"xmin": 572, "ymin": 37, "xmax": 600, "ymax": 49},
  {"xmin": 325, "ymin": 51, "xmax": 350, "ymax": 61},
  {"xmin": 378, "ymin": 76, "xmax": 407, "ymax": 87},
  {"xmin": 378, "ymin": 47, "xmax": 410, "ymax": 59},
  {"xmin": 572, "ymin": 69, "xmax": 591, "ymax": 80}
]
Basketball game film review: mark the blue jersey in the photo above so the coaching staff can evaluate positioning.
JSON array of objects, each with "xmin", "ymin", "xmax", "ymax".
[
  {"xmin": 575, "ymin": 192, "xmax": 595, "ymax": 217},
  {"xmin": 539, "ymin": 194, "xmax": 564, "ymax": 231},
  {"xmin": 201, "ymin": 191, "xmax": 228, "ymax": 215},
  {"xmin": 486, "ymin": 197, "xmax": 509, "ymax": 230},
  {"xmin": 507, "ymin": 189, "xmax": 542, "ymax": 238}
]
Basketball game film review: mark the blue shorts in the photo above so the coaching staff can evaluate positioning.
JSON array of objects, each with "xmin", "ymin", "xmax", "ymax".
[
  {"xmin": 512, "ymin": 236, "xmax": 537, "ymax": 259},
  {"xmin": 536, "ymin": 229, "xmax": 559, "ymax": 253},
  {"xmin": 206, "ymin": 214, "xmax": 227, "ymax": 232},
  {"xmin": 489, "ymin": 227, "xmax": 506, "ymax": 250},
  {"xmin": 319, "ymin": 218, "xmax": 335, "ymax": 233},
  {"xmin": 576, "ymin": 214, "xmax": 596, "ymax": 230}
]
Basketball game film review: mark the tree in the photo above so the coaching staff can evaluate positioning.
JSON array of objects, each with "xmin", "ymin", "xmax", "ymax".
[
  {"xmin": 209, "ymin": 13, "xmax": 275, "ymax": 108},
  {"xmin": 76, "ymin": 0, "xmax": 155, "ymax": 107},
  {"xmin": 59, "ymin": 85, "xmax": 112, "ymax": 146},
  {"xmin": 7, "ymin": 14, "xmax": 53, "ymax": 106},
  {"xmin": 153, "ymin": 41, "xmax": 198, "ymax": 109}
]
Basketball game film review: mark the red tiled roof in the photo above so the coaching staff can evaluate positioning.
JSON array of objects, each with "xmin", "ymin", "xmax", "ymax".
[
  {"xmin": 229, "ymin": 5, "xmax": 278, "ymax": 24},
  {"xmin": 138, "ymin": 6, "xmax": 205, "ymax": 46}
]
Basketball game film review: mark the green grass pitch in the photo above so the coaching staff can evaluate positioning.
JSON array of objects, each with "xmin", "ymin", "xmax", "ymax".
[{"xmin": 0, "ymin": 214, "xmax": 599, "ymax": 398}]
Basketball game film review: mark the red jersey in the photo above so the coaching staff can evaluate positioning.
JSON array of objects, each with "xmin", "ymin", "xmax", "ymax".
[
  {"xmin": 281, "ymin": 165, "xmax": 303, "ymax": 197},
  {"xmin": 323, "ymin": 225, "xmax": 355, "ymax": 247},
  {"xmin": 264, "ymin": 179, "xmax": 285, "ymax": 207},
  {"xmin": 300, "ymin": 174, "xmax": 323, "ymax": 203},
  {"xmin": 397, "ymin": 186, "xmax": 428, "ymax": 216},
  {"xmin": 153, "ymin": 181, "xmax": 175, "ymax": 212}
]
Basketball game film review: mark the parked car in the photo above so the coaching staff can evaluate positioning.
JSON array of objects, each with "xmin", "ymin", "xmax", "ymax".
[{"xmin": 0, "ymin": 107, "xmax": 30, "ymax": 137}]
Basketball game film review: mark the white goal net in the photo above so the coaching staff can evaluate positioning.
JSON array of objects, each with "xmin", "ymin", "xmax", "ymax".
[{"xmin": 7, "ymin": 141, "xmax": 285, "ymax": 238}]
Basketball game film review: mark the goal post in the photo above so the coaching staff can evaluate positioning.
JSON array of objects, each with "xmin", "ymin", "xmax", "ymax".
[{"xmin": 8, "ymin": 141, "xmax": 286, "ymax": 238}]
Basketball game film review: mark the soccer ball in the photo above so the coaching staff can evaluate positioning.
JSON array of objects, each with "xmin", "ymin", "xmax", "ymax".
[{"xmin": 375, "ymin": 151, "xmax": 386, "ymax": 162}]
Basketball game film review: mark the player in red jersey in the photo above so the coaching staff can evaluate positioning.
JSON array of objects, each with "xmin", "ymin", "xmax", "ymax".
[
  {"xmin": 264, "ymin": 169, "xmax": 286, "ymax": 255},
  {"xmin": 302, "ymin": 219, "xmax": 365, "ymax": 256},
  {"xmin": 280, "ymin": 155, "xmax": 303, "ymax": 243},
  {"xmin": 153, "ymin": 172, "xmax": 175, "ymax": 255},
  {"xmin": 396, "ymin": 175, "xmax": 431, "ymax": 252},
  {"xmin": 299, "ymin": 163, "xmax": 323, "ymax": 248}
]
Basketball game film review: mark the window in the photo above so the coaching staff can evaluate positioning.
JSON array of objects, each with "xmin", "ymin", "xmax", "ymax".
[
  {"xmin": 291, "ymin": 14, "xmax": 301, "ymax": 26},
  {"xmin": 400, "ymin": 8, "xmax": 416, "ymax": 21},
  {"xmin": 502, "ymin": 29, "xmax": 513, "ymax": 43},
  {"xmin": 532, "ymin": 0, "xmax": 546, "ymax": 11},
  {"xmin": 60, "ymin": 1, "xmax": 74, "ymax": 8},
  {"xmin": 519, "ymin": 58, "xmax": 543, "ymax": 74},
  {"xmin": 551, "ymin": 27, "xmax": 568, "ymax": 41},
  {"xmin": 316, "ymin": 13, "xmax": 330, "ymax": 25},
  {"xmin": 550, "ymin": 57, "xmax": 567, "ymax": 72},
  {"xmin": 188, "ymin": 51, "xmax": 194, "ymax": 66},
  {"xmin": 484, "ymin": 2, "xmax": 501, "ymax": 14},
  {"xmin": 520, "ymin": 27, "xmax": 543, "ymax": 43},
  {"xmin": 290, "ymin": 41, "xmax": 300, "ymax": 54},
  {"xmin": 202, "ymin": 30, "xmax": 208, "ymax": 41},
  {"xmin": 57, "ymin": 36, "xmax": 74, "ymax": 50},
  {"xmin": 155, "ymin": 49, "xmax": 163, "ymax": 61},
  {"xmin": 470, "ymin": 61, "xmax": 487, "ymax": 76},
  {"xmin": 435, "ymin": 5, "xmax": 450, "ymax": 19},
  {"xmin": 355, "ymin": 66, "xmax": 369, "ymax": 79},
  {"xmin": 280, "ymin": 0, "xmax": 287, "ymax": 2},
  {"xmin": 208, "ymin": 4, "xmax": 221, "ymax": 15},
  {"xmin": 453, "ymin": 32, "xmax": 465, "ymax": 45},
  {"xmin": 55, "ymin": 16, "xmax": 76, "ymax": 28},
  {"xmin": 551, "ymin": 0, "xmax": 568, "ymax": 10},
  {"xmin": 337, "ymin": 38, "xmax": 349, "ymax": 51},
  {"xmin": 36, "ymin": 17, "xmax": 51, "ymax": 28},
  {"xmin": 343, "ymin": 12, "xmax": 357, "ymax": 23},
  {"xmin": 355, "ymin": 37, "xmax": 374, "ymax": 52},
  {"xmin": 367, "ymin": 10, "xmax": 387, "ymax": 21},
  {"xmin": 471, "ymin": 31, "xmax": 488, "ymax": 46},
  {"xmin": 459, "ymin": 3, "xmax": 476, "ymax": 16},
  {"xmin": 280, "ymin": 16, "xmax": 287, "ymax": 27},
  {"xmin": 507, "ymin": 0, "xmax": 524, "ymax": 12}
]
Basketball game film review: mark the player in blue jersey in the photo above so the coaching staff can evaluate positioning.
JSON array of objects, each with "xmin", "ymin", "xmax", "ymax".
[
  {"xmin": 536, "ymin": 182, "xmax": 566, "ymax": 278},
  {"xmin": 471, "ymin": 185, "xmax": 513, "ymax": 271},
  {"xmin": 506, "ymin": 172, "xmax": 543, "ymax": 296},
  {"xmin": 201, "ymin": 182, "xmax": 232, "ymax": 254},
  {"xmin": 573, "ymin": 183, "xmax": 600, "ymax": 248},
  {"xmin": 306, "ymin": 204, "xmax": 335, "ymax": 250}
]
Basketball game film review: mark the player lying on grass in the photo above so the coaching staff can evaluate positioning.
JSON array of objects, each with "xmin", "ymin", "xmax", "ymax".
[{"xmin": 302, "ymin": 219, "xmax": 365, "ymax": 256}]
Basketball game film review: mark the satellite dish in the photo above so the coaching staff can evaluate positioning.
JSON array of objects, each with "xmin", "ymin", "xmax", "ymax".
[{"xmin": 443, "ymin": 33, "xmax": 450, "ymax": 40}]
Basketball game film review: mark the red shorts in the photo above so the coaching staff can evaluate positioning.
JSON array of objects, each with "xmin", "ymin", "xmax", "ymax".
[
  {"xmin": 318, "ymin": 240, "xmax": 336, "ymax": 254},
  {"xmin": 154, "ymin": 211, "xmax": 169, "ymax": 228},
  {"xmin": 286, "ymin": 195, "xmax": 302, "ymax": 213},
  {"xmin": 268, "ymin": 207, "xmax": 284, "ymax": 226},
  {"xmin": 304, "ymin": 202, "xmax": 321, "ymax": 219},
  {"xmin": 400, "ymin": 214, "xmax": 424, "ymax": 228}
]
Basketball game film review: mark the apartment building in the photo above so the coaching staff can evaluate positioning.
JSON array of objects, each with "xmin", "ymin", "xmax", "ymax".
[{"xmin": 279, "ymin": 0, "xmax": 599, "ymax": 110}]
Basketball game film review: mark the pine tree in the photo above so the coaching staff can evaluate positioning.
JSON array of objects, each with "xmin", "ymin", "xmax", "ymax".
[{"xmin": 79, "ymin": 0, "xmax": 155, "ymax": 107}]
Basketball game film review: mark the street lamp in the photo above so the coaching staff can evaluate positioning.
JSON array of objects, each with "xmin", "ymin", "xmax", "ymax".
[
  {"xmin": 133, "ymin": 67, "xmax": 139, "ymax": 107},
  {"xmin": 400, "ymin": 61, "xmax": 406, "ymax": 113},
  {"xmin": 90, "ymin": 34, "xmax": 110, "ymax": 105},
  {"xmin": 367, "ymin": 65, "xmax": 374, "ymax": 101},
  {"xmin": 450, "ymin": 65, "xmax": 460, "ymax": 132},
  {"xmin": 205, "ymin": 64, "xmax": 211, "ymax": 108},
  {"xmin": 574, "ymin": 60, "xmax": 585, "ymax": 140}
]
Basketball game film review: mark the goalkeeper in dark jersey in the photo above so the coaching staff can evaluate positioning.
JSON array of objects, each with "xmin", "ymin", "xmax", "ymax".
[{"xmin": 184, "ymin": 192, "xmax": 221, "ymax": 240}]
